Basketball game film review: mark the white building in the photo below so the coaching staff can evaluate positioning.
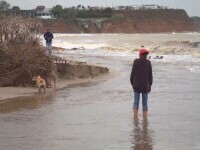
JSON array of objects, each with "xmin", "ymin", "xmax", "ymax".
[
  {"xmin": 129, "ymin": 5, "xmax": 140, "ymax": 10},
  {"xmin": 114, "ymin": 6, "xmax": 127, "ymax": 10},
  {"xmin": 114, "ymin": 5, "xmax": 168, "ymax": 10},
  {"xmin": 140, "ymin": 4, "xmax": 167, "ymax": 9},
  {"xmin": 35, "ymin": 6, "xmax": 55, "ymax": 19}
]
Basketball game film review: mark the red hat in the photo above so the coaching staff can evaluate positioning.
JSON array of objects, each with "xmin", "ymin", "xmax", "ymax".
[{"xmin": 139, "ymin": 48, "xmax": 149, "ymax": 57}]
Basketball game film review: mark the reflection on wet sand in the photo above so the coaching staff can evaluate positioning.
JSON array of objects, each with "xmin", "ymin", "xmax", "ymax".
[
  {"xmin": 0, "ymin": 81, "xmax": 97, "ymax": 114},
  {"xmin": 0, "ymin": 82, "xmax": 95, "ymax": 114},
  {"xmin": 131, "ymin": 119, "xmax": 154, "ymax": 150},
  {"xmin": 0, "ymin": 94, "xmax": 54, "ymax": 114}
]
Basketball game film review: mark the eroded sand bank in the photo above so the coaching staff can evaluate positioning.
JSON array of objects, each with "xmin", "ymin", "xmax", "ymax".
[{"xmin": 0, "ymin": 61, "xmax": 112, "ymax": 101}]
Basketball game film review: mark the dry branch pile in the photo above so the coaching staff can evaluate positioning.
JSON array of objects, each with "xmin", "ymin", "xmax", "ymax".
[
  {"xmin": 0, "ymin": 17, "xmax": 56, "ymax": 87},
  {"xmin": 0, "ymin": 16, "xmax": 42, "ymax": 43}
]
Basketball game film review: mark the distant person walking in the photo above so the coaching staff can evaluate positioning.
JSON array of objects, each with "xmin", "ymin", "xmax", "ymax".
[
  {"xmin": 44, "ymin": 28, "xmax": 54, "ymax": 55},
  {"xmin": 130, "ymin": 48, "xmax": 153, "ymax": 119}
]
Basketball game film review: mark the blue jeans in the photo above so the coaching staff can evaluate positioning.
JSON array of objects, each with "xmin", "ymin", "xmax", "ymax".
[
  {"xmin": 46, "ymin": 42, "xmax": 52, "ymax": 55},
  {"xmin": 133, "ymin": 92, "xmax": 148, "ymax": 111}
]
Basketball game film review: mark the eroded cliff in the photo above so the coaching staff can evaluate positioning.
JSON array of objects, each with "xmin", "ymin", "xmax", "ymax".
[{"xmin": 42, "ymin": 9, "xmax": 196, "ymax": 33}]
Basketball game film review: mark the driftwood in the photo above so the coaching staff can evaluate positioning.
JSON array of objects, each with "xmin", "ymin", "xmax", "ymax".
[
  {"xmin": 0, "ymin": 16, "xmax": 42, "ymax": 43},
  {"xmin": 0, "ymin": 17, "xmax": 56, "ymax": 87}
]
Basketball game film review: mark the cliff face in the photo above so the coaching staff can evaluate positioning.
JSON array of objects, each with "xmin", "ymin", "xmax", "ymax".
[
  {"xmin": 102, "ymin": 9, "xmax": 194, "ymax": 33},
  {"xmin": 191, "ymin": 17, "xmax": 200, "ymax": 31},
  {"xmin": 42, "ymin": 20, "xmax": 81, "ymax": 33},
  {"xmin": 42, "ymin": 9, "xmax": 195, "ymax": 33}
]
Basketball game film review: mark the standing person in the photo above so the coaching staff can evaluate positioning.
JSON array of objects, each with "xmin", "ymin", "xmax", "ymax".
[
  {"xmin": 130, "ymin": 48, "xmax": 153, "ymax": 119},
  {"xmin": 44, "ymin": 28, "xmax": 54, "ymax": 55}
]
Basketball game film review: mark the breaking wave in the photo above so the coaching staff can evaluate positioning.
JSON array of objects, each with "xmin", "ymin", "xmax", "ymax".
[{"xmin": 42, "ymin": 33, "xmax": 200, "ymax": 73}]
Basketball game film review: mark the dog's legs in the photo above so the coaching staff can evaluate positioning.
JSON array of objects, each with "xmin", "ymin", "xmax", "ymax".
[
  {"xmin": 38, "ymin": 87, "xmax": 41, "ymax": 93},
  {"xmin": 54, "ymin": 78, "xmax": 56, "ymax": 88},
  {"xmin": 43, "ymin": 87, "xmax": 46, "ymax": 94}
]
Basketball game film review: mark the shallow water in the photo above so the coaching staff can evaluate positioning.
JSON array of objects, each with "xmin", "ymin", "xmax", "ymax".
[{"xmin": 0, "ymin": 52, "xmax": 200, "ymax": 150}]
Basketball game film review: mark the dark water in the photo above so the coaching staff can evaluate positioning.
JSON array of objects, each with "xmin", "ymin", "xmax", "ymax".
[{"xmin": 0, "ymin": 55, "xmax": 200, "ymax": 150}]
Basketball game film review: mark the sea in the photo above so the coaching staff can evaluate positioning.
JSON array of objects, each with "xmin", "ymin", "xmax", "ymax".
[{"xmin": 51, "ymin": 32, "xmax": 200, "ymax": 73}]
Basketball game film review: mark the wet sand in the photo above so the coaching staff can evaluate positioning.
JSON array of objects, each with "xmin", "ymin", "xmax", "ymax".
[
  {"xmin": 0, "ymin": 72, "xmax": 114, "ymax": 101},
  {"xmin": 0, "ymin": 54, "xmax": 200, "ymax": 150}
]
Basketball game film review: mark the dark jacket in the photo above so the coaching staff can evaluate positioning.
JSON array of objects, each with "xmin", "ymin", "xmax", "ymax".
[
  {"xmin": 130, "ymin": 57, "xmax": 153, "ymax": 93},
  {"xmin": 44, "ymin": 31, "xmax": 54, "ymax": 43}
]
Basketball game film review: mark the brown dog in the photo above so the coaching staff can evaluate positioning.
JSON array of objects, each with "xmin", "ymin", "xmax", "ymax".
[{"xmin": 32, "ymin": 75, "xmax": 46, "ymax": 94}]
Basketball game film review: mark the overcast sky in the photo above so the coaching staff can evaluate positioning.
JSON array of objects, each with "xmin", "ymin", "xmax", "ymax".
[{"xmin": 5, "ymin": 0, "xmax": 200, "ymax": 17}]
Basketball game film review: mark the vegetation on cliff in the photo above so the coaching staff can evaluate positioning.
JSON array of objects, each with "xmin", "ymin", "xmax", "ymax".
[{"xmin": 51, "ymin": 5, "xmax": 113, "ymax": 19}]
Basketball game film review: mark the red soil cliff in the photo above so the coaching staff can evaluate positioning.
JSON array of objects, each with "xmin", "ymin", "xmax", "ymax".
[{"xmin": 42, "ymin": 9, "xmax": 195, "ymax": 33}]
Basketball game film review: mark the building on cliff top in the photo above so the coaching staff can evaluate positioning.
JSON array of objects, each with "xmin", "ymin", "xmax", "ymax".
[
  {"xmin": 0, "ymin": 5, "xmax": 55, "ymax": 19},
  {"xmin": 140, "ymin": 5, "xmax": 168, "ymax": 9},
  {"xmin": 35, "ymin": 6, "xmax": 55, "ymax": 19},
  {"xmin": 114, "ymin": 5, "xmax": 168, "ymax": 10}
]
